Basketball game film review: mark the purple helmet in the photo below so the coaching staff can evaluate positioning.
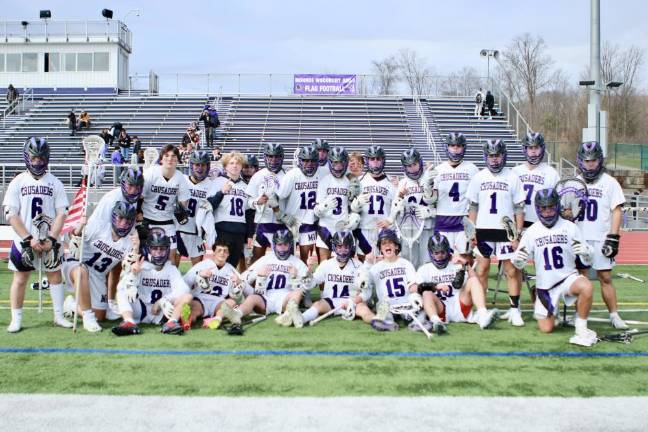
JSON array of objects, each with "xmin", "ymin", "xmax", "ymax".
[
  {"xmin": 401, "ymin": 148, "xmax": 423, "ymax": 180},
  {"xmin": 483, "ymin": 139, "xmax": 507, "ymax": 173},
  {"xmin": 427, "ymin": 233, "xmax": 451, "ymax": 269},
  {"xmin": 189, "ymin": 150, "xmax": 211, "ymax": 182},
  {"xmin": 445, "ymin": 133, "xmax": 467, "ymax": 164},
  {"xmin": 376, "ymin": 228, "xmax": 401, "ymax": 254},
  {"xmin": 120, "ymin": 166, "xmax": 144, "ymax": 204},
  {"xmin": 146, "ymin": 227, "xmax": 171, "ymax": 267},
  {"xmin": 364, "ymin": 145, "xmax": 386, "ymax": 175},
  {"xmin": 577, "ymin": 141, "xmax": 604, "ymax": 183},
  {"xmin": 522, "ymin": 132, "xmax": 546, "ymax": 165},
  {"xmin": 534, "ymin": 188, "xmax": 560, "ymax": 228},
  {"xmin": 328, "ymin": 147, "xmax": 349, "ymax": 179},
  {"xmin": 23, "ymin": 137, "xmax": 50, "ymax": 177},
  {"xmin": 272, "ymin": 229, "xmax": 294, "ymax": 260},
  {"xmin": 297, "ymin": 145, "xmax": 319, "ymax": 177},
  {"xmin": 312, "ymin": 138, "xmax": 330, "ymax": 166},
  {"xmin": 263, "ymin": 142, "xmax": 284, "ymax": 174},
  {"xmin": 331, "ymin": 230, "xmax": 355, "ymax": 264},
  {"xmin": 111, "ymin": 201, "xmax": 137, "ymax": 238}
]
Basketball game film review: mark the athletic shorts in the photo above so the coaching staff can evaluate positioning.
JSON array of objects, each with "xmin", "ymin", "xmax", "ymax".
[
  {"xmin": 583, "ymin": 240, "xmax": 614, "ymax": 271},
  {"xmin": 62, "ymin": 259, "xmax": 108, "ymax": 310},
  {"xmin": 322, "ymin": 297, "xmax": 350, "ymax": 313},
  {"xmin": 438, "ymin": 231, "xmax": 463, "ymax": 254},
  {"xmin": 316, "ymin": 225, "xmax": 334, "ymax": 250},
  {"xmin": 260, "ymin": 291, "xmax": 291, "ymax": 315},
  {"xmin": 253, "ymin": 223, "xmax": 286, "ymax": 248},
  {"xmin": 534, "ymin": 272, "xmax": 580, "ymax": 319},
  {"xmin": 177, "ymin": 232, "xmax": 206, "ymax": 259},
  {"xmin": 193, "ymin": 293, "xmax": 225, "ymax": 318},
  {"xmin": 298, "ymin": 223, "xmax": 318, "ymax": 247},
  {"xmin": 440, "ymin": 292, "xmax": 473, "ymax": 323},
  {"xmin": 8, "ymin": 240, "xmax": 62, "ymax": 273},
  {"xmin": 129, "ymin": 299, "xmax": 165, "ymax": 324},
  {"xmin": 476, "ymin": 240, "xmax": 515, "ymax": 260}
]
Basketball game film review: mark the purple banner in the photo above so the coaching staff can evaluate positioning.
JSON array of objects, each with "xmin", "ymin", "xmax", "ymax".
[{"xmin": 293, "ymin": 74, "xmax": 356, "ymax": 95}]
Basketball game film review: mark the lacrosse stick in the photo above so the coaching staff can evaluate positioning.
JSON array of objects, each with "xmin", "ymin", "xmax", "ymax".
[
  {"xmin": 309, "ymin": 306, "xmax": 343, "ymax": 326},
  {"xmin": 587, "ymin": 317, "xmax": 648, "ymax": 326},
  {"xmin": 257, "ymin": 174, "xmax": 277, "ymax": 218},
  {"xmin": 599, "ymin": 329, "xmax": 648, "ymax": 344},
  {"xmin": 72, "ymin": 136, "xmax": 103, "ymax": 333},
  {"xmin": 390, "ymin": 303, "xmax": 433, "ymax": 341},
  {"xmin": 143, "ymin": 147, "xmax": 159, "ymax": 169},
  {"xmin": 501, "ymin": 216, "xmax": 518, "ymax": 242},
  {"xmin": 462, "ymin": 216, "xmax": 476, "ymax": 255},
  {"xmin": 554, "ymin": 177, "xmax": 589, "ymax": 222},
  {"xmin": 617, "ymin": 273, "xmax": 645, "ymax": 283},
  {"xmin": 394, "ymin": 202, "xmax": 424, "ymax": 263},
  {"xmin": 33, "ymin": 214, "xmax": 53, "ymax": 313}
]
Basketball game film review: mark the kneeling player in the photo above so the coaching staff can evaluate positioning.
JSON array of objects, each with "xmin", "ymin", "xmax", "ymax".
[
  {"xmin": 222, "ymin": 230, "xmax": 309, "ymax": 330},
  {"xmin": 183, "ymin": 240, "xmax": 244, "ymax": 330},
  {"xmin": 112, "ymin": 228, "xmax": 193, "ymax": 336},
  {"xmin": 512, "ymin": 188, "xmax": 597, "ymax": 346},
  {"xmin": 416, "ymin": 233, "xmax": 497, "ymax": 334}
]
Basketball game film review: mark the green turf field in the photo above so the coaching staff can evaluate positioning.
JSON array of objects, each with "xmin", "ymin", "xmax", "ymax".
[{"xmin": 1, "ymin": 263, "xmax": 647, "ymax": 396}]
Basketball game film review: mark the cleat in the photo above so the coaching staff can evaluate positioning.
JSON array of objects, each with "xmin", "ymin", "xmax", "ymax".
[
  {"xmin": 375, "ymin": 300, "xmax": 390, "ymax": 322},
  {"xmin": 180, "ymin": 304, "xmax": 192, "ymax": 331},
  {"xmin": 301, "ymin": 291, "xmax": 313, "ymax": 308},
  {"xmin": 499, "ymin": 309, "xmax": 510, "ymax": 320},
  {"xmin": 478, "ymin": 309, "xmax": 498, "ymax": 330},
  {"xmin": 432, "ymin": 321, "xmax": 448, "ymax": 335},
  {"xmin": 286, "ymin": 299, "xmax": 303, "ymax": 328},
  {"xmin": 220, "ymin": 303, "xmax": 242, "ymax": 325},
  {"xmin": 507, "ymin": 308, "xmax": 525, "ymax": 327},
  {"xmin": 111, "ymin": 320, "xmax": 141, "ymax": 336},
  {"xmin": 408, "ymin": 319, "xmax": 433, "ymax": 332},
  {"xmin": 610, "ymin": 315, "xmax": 629, "ymax": 330},
  {"xmin": 63, "ymin": 295, "xmax": 75, "ymax": 319},
  {"xmin": 570, "ymin": 328, "xmax": 598, "ymax": 347},
  {"xmin": 106, "ymin": 300, "xmax": 121, "ymax": 320},
  {"xmin": 203, "ymin": 316, "xmax": 222, "ymax": 330},
  {"xmin": 227, "ymin": 324, "xmax": 244, "ymax": 336},
  {"xmin": 274, "ymin": 311, "xmax": 292, "ymax": 327},
  {"xmin": 53, "ymin": 316, "xmax": 73, "ymax": 329},
  {"xmin": 6, "ymin": 321, "xmax": 21, "ymax": 333},
  {"xmin": 370, "ymin": 319, "xmax": 399, "ymax": 332},
  {"xmin": 83, "ymin": 318, "xmax": 103, "ymax": 333},
  {"xmin": 161, "ymin": 319, "xmax": 184, "ymax": 335}
]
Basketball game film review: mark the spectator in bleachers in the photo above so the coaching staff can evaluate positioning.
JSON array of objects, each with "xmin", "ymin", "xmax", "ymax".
[
  {"xmin": 211, "ymin": 147, "xmax": 222, "ymax": 162},
  {"xmin": 180, "ymin": 141, "xmax": 194, "ymax": 167},
  {"xmin": 118, "ymin": 129, "xmax": 132, "ymax": 161},
  {"xmin": 131, "ymin": 136, "xmax": 142, "ymax": 162},
  {"xmin": 199, "ymin": 105, "xmax": 221, "ymax": 148},
  {"xmin": 111, "ymin": 145, "xmax": 124, "ymax": 180},
  {"xmin": 348, "ymin": 151, "xmax": 364, "ymax": 178},
  {"xmin": 67, "ymin": 110, "xmax": 78, "ymax": 136},
  {"xmin": 474, "ymin": 88, "xmax": 484, "ymax": 118},
  {"xmin": 485, "ymin": 90, "xmax": 497, "ymax": 119},
  {"xmin": 79, "ymin": 111, "xmax": 91, "ymax": 129},
  {"xmin": 99, "ymin": 128, "xmax": 112, "ymax": 146},
  {"xmin": 109, "ymin": 122, "xmax": 123, "ymax": 145},
  {"xmin": 6, "ymin": 84, "xmax": 19, "ymax": 112}
]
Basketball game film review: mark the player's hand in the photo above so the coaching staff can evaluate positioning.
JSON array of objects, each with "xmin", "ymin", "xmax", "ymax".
[
  {"xmin": 257, "ymin": 194, "xmax": 269, "ymax": 205},
  {"xmin": 131, "ymin": 256, "xmax": 144, "ymax": 274},
  {"xmin": 288, "ymin": 265, "xmax": 298, "ymax": 278},
  {"xmin": 222, "ymin": 181, "xmax": 234, "ymax": 193},
  {"xmin": 30, "ymin": 238, "xmax": 44, "ymax": 253},
  {"xmin": 376, "ymin": 219, "xmax": 391, "ymax": 229},
  {"xmin": 436, "ymin": 283, "xmax": 451, "ymax": 293},
  {"xmin": 258, "ymin": 265, "xmax": 270, "ymax": 277},
  {"xmin": 199, "ymin": 269, "xmax": 213, "ymax": 278},
  {"xmin": 307, "ymin": 249, "xmax": 318, "ymax": 270},
  {"xmin": 364, "ymin": 253, "xmax": 376, "ymax": 265},
  {"xmin": 399, "ymin": 185, "xmax": 407, "ymax": 198},
  {"xmin": 511, "ymin": 239, "xmax": 519, "ymax": 251},
  {"xmin": 452, "ymin": 254, "xmax": 468, "ymax": 266},
  {"xmin": 40, "ymin": 238, "xmax": 53, "ymax": 252},
  {"xmin": 129, "ymin": 232, "xmax": 140, "ymax": 250}
]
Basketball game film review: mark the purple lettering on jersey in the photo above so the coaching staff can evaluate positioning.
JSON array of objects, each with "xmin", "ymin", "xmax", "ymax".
[
  {"xmin": 363, "ymin": 185, "xmax": 389, "ymax": 195},
  {"xmin": 189, "ymin": 189, "xmax": 208, "ymax": 198},
  {"xmin": 150, "ymin": 185, "xmax": 179, "ymax": 195},
  {"xmin": 434, "ymin": 215, "xmax": 463, "ymax": 232},
  {"xmin": 479, "ymin": 181, "xmax": 509, "ymax": 192},
  {"xmin": 294, "ymin": 181, "xmax": 318, "ymax": 191},
  {"xmin": 440, "ymin": 172, "xmax": 471, "ymax": 181},
  {"xmin": 141, "ymin": 278, "xmax": 171, "ymax": 288},
  {"xmin": 91, "ymin": 239, "xmax": 126, "ymax": 260},
  {"xmin": 534, "ymin": 233, "xmax": 569, "ymax": 247},
  {"xmin": 326, "ymin": 274, "xmax": 355, "ymax": 283},
  {"xmin": 518, "ymin": 173, "xmax": 546, "ymax": 185},
  {"xmin": 326, "ymin": 187, "xmax": 348, "ymax": 195},
  {"xmin": 378, "ymin": 267, "xmax": 406, "ymax": 279},
  {"xmin": 20, "ymin": 185, "xmax": 54, "ymax": 196}
]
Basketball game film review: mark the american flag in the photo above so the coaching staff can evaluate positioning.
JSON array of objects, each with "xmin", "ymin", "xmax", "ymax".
[{"xmin": 61, "ymin": 179, "xmax": 87, "ymax": 235}]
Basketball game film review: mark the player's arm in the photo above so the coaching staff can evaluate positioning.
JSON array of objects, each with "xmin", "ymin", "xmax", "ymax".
[
  {"xmin": 49, "ymin": 207, "xmax": 67, "ymax": 239},
  {"xmin": 275, "ymin": 170, "xmax": 294, "ymax": 200}
]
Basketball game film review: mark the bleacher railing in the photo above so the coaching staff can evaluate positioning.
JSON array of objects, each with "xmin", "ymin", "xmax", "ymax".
[
  {"xmin": 413, "ymin": 93, "xmax": 440, "ymax": 165},
  {"xmin": 2, "ymin": 88, "xmax": 33, "ymax": 128},
  {"xmin": 492, "ymin": 82, "xmax": 532, "ymax": 141}
]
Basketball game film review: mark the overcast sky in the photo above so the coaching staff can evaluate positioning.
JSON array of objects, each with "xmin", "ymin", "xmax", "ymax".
[{"xmin": 4, "ymin": 0, "xmax": 647, "ymax": 89}]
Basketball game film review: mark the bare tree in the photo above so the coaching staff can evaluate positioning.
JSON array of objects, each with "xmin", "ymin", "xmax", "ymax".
[
  {"xmin": 397, "ymin": 49, "xmax": 433, "ymax": 96},
  {"xmin": 440, "ymin": 66, "xmax": 481, "ymax": 96},
  {"xmin": 371, "ymin": 55, "xmax": 399, "ymax": 95}
]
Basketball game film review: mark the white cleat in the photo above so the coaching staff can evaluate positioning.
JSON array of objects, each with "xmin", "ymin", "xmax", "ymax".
[
  {"xmin": 507, "ymin": 308, "xmax": 525, "ymax": 327},
  {"xmin": 63, "ymin": 295, "xmax": 75, "ymax": 319},
  {"xmin": 286, "ymin": 299, "xmax": 303, "ymax": 328},
  {"xmin": 53, "ymin": 316, "xmax": 73, "ymax": 329},
  {"xmin": 569, "ymin": 328, "xmax": 598, "ymax": 347},
  {"xmin": 274, "ymin": 311, "xmax": 293, "ymax": 327},
  {"xmin": 221, "ymin": 303, "xmax": 242, "ymax": 325},
  {"xmin": 6, "ymin": 321, "xmax": 21, "ymax": 333},
  {"xmin": 106, "ymin": 300, "xmax": 121, "ymax": 321},
  {"xmin": 499, "ymin": 309, "xmax": 510, "ymax": 320},
  {"xmin": 375, "ymin": 300, "xmax": 390, "ymax": 322},
  {"xmin": 478, "ymin": 309, "xmax": 498, "ymax": 329},
  {"xmin": 83, "ymin": 318, "xmax": 103, "ymax": 333},
  {"xmin": 610, "ymin": 315, "xmax": 629, "ymax": 330}
]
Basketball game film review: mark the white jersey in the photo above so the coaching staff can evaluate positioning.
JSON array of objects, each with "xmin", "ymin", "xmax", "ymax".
[
  {"xmin": 398, "ymin": 176, "xmax": 433, "ymax": 229},
  {"xmin": 518, "ymin": 218, "xmax": 585, "ymax": 289},
  {"xmin": 312, "ymin": 257, "xmax": 369, "ymax": 302},
  {"xmin": 136, "ymin": 261, "xmax": 190, "ymax": 306},
  {"xmin": 211, "ymin": 176, "xmax": 249, "ymax": 225},
  {"xmin": 416, "ymin": 262, "xmax": 463, "ymax": 304},
  {"xmin": 316, "ymin": 173, "xmax": 350, "ymax": 232},
  {"xmin": 244, "ymin": 253, "xmax": 308, "ymax": 297},
  {"xmin": 512, "ymin": 163, "xmax": 560, "ymax": 223},
  {"xmin": 141, "ymin": 165, "xmax": 190, "ymax": 223},
  {"xmin": 575, "ymin": 173, "xmax": 625, "ymax": 242},
  {"xmin": 3, "ymin": 171, "xmax": 68, "ymax": 244},
  {"xmin": 246, "ymin": 168, "xmax": 285, "ymax": 224},
  {"xmin": 435, "ymin": 161, "xmax": 479, "ymax": 216},
  {"xmin": 369, "ymin": 257, "xmax": 417, "ymax": 304},
  {"xmin": 277, "ymin": 167, "xmax": 319, "ymax": 225},
  {"xmin": 466, "ymin": 167, "xmax": 525, "ymax": 230},
  {"xmin": 358, "ymin": 174, "xmax": 397, "ymax": 229},
  {"xmin": 183, "ymin": 260, "xmax": 237, "ymax": 301},
  {"xmin": 80, "ymin": 215, "xmax": 133, "ymax": 276},
  {"xmin": 179, "ymin": 175, "xmax": 217, "ymax": 235},
  {"xmin": 87, "ymin": 188, "xmax": 123, "ymax": 229}
]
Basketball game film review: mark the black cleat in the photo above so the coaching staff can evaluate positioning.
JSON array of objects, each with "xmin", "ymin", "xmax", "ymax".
[
  {"xmin": 227, "ymin": 324, "xmax": 244, "ymax": 336},
  {"xmin": 371, "ymin": 319, "xmax": 399, "ymax": 332},
  {"xmin": 161, "ymin": 320, "xmax": 184, "ymax": 335},
  {"xmin": 111, "ymin": 321, "xmax": 141, "ymax": 336}
]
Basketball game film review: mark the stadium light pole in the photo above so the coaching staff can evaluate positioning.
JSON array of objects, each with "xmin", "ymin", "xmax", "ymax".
[
  {"xmin": 122, "ymin": 9, "xmax": 141, "ymax": 24},
  {"xmin": 480, "ymin": 49, "xmax": 499, "ymax": 90}
]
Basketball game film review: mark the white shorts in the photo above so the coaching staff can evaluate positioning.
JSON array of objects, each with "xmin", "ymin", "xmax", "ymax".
[
  {"xmin": 476, "ymin": 240, "xmax": 515, "ymax": 260},
  {"xmin": 298, "ymin": 226, "xmax": 317, "ymax": 247},
  {"xmin": 129, "ymin": 300, "xmax": 165, "ymax": 324},
  {"xmin": 355, "ymin": 228, "xmax": 379, "ymax": 256},
  {"xmin": 585, "ymin": 240, "xmax": 615, "ymax": 271},
  {"xmin": 439, "ymin": 231, "xmax": 464, "ymax": 254},
  {"xmin": 441, "ymin": 291, "xmax": 473, "ymax": 323},
  {"xmin": 8, "ymin": 240, "xmax": 62, "ymax": 273},
  {"xmin": 533, "ymin": 272, "xmax": 581, "ymax": 319},
  {"xmin": 62, "ymin": 259, "xmax": 108, "ymax": 310},
  {"xmin": 261, "ymin": 291, "xmax": 290, "ymax": 315},
  {"xmin": 322, "ymin": 297, "xmax": 349, "ymax": 313},
  {"xmin": 148, "ymin": 223, "xmax": 178, "ymax": 251},
  {"xmin": 177, "ymin": 232, "xmax": 206, "ymax": 258},
  {"xmin": 194, "ymin": 293, "xmax": 225, "ymax": 318}
]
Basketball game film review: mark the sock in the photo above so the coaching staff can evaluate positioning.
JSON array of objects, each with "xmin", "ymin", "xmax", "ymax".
[
  {"xmin": 302, "ymin": 307, "xmax": 319, "ymax": 323},
  {"xmin": 610, "ymin": 312, "xmax": 621, "ymax": 320},
  {"xmin": 49, "ymin": 283, "xmax": 66, "ymax": 317},
  {"xmin": 575, "ymin": 317, "xmax": 588, "ymax": 333},
  {"xmin": 83, "ymin": 309, "xmax": 96, "ymax": 322},
  {"xmin": 430, "ymin": 314, "xmax": 442, "ymax": 324},
  {"xmin": 11, "ymin": 308, "xmax": 23, "ymax": 325},
  {"xmin": 509, "ymin": 295, "xmax": 520, "ymax": 309},
  {"xmin": 477, "ymin": 307, "xmax": 487, "ymax": 316}
]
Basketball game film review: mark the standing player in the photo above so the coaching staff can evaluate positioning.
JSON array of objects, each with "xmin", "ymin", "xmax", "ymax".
[
  {"xmin": 112, "ymin": 228, "xmax": 193, "ymax": 336},
  {"xmin": 176, "ymin": 150, "xmax": 215, "ymax": 266},
  {"xmin": 312, "ymin": 138, "xmax": 330, "ymax": 178},
  {"xmin": 246, "ymin": 143, "xmax": 286, "ymax": 264},
  {"xmin": 4, "ymin": 138, "xmax": 70, "ymax": 332},
  {"xmin": 314, "ymin": 147, "xmax": 351, "ymax": 261},
  {"xmin": 241, "ymin": 154, "xmax": 260, "ymax": 271},
  {"xmin": 63, "ymin": 201, "xmax": 138, "ymax": 332},
  {"xmin": 434, "ymin": 133, "xmax": 479, "ymax": 251},
  {"xmin": 351, "ymin": 146, "xmax": 397, "ymax": 256},
  {"xmin": 466, "ymin": 139, "xmax": 526, "ymax": 326},
  {"xmin": 512, "ymin": 132, "xmax": 560, "ymax": 229},
  {"xmin": 140, "ymin": 144, "xmax": 190, "ymax": 265},
  {"xmin": 512, "ymin": 188, "xmax": 598, "ymax": 346},
  {"xmin": 575, "ymin": 141, "xmax": 627, "ymax": 329},
  {"xmin": 416, "ymin": 233, "xmax": 497, "ymax": 334},
  {"xmin": 276, "ymin": 145, "xmax": 320, "ymax": 261},
  {"xmin": 221, "ymin": 230, "xmax": 309, "ymax": 329},
  {"xmin": 208, "ymin": 152, "xmax": 249, "ymax": 268}
]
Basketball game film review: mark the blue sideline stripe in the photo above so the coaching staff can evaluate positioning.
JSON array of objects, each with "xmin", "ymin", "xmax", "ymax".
[{"xmin": 1, "ymin": 347, "xmax": 648, "ymax": 358}]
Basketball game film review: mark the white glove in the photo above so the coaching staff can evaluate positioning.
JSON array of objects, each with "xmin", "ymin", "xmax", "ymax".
[
  {"xmin": 391, "ymin": 197, "xmax": 405, "ymax": 216},
  {"xmin": 512, "ymin": 247, "xmax": 529, "ymax": 270},
  {"xmin": 341, "ymin": 302, "xmax": 356, "ymax": 321},
  {"xmin": 409, "ymin": 292, "xmax": 423, "ymax": 311},
  {"xmin": 415, "ymin": 204, "xmax": 434, "ymax": 220},
  {"xmin": 336, "ymin": 212, "xmax": 361, "ymax": 232},
  {"xmin": 355, "ymin": 267, "xmax": 372, "ymax": 294},
  {"xmin": 244, "ymin": 269, "xmax": 257, "ymax": 286},
  {"xmin": 124, "ymin": 282, "xmax": 138, "ymax": 303},
  {"xmin": 266, "ymin": 192, "xmax": 279, "ymax": 209},
  {"xmin": 159, "ymin": 297, "xmax": 175, "ymax": 320},
  {"xmin": 69, "ymin": 233, "xmax": 82, "ymax": 260},
  {"xmin": 121, "ymin": 251, "xmax": 140, "ymax": 274},
  {"xmin": 572, "ymin": 241, "xmax": 593, "ymax": 264},
  {"xmin": 199, "ymin": 199, "xmax": 213, "ymax": 213},
  {"xmin": 196, "ymin": 274, "xmax": 211, "ymax": 293},
  {"xmin": 314, "ymin": 195, "xmax": 338, "ymax": 218},
  {"xmin": 255, "ymin": 275, "xmax": 267, "ymax": 295},
  {"xmin": 422, "ymin": 189, "xmax": 437, "ymax": 205},
  {"xmin": 280, "ymin": 213, "xmax": 299, "ymax": 234},
  {"xmin": 347, "ymin": 178, "xmax": 362, "ymax": 201},
  {"xmin": 351, "ymin": 194, "xmax": 370, "ymax": 213},
  {"xmin": 228, "ymin": 281, "xmax": 244, "ymax": 303}
]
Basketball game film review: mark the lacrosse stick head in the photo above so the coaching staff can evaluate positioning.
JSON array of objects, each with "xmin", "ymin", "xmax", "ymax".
[
  {"xmin": 427, "ymin": 233, "xmax": 451, "ymax": 269},
  {"xmin": 395, "ymin": 202, "xmax": 424, "ymax": 247},
  {"xmin": 143, "ymin": 147, "xmax": 160, "ymax": 169},
  {"xmin": 82, "ymin": 135, "xmax": 104, "ymax": 166},
  {"xmin": 401, "ymin": 148, "xmax": 424, "ymax": 180},
  {"xmin": 554, "ymin": 179, "xmax": 588, "ymax": 222},
  {"xmin": 445, "ymin": 132, "xmax": 466, "ymax": 163},
  {"xmin": 272, "ymin": 229, "xmax": 294, "ymax": 260},
  {"xmin": 341, "ymin": 302, "xmax": 356, "ymax": 321},
  {"xmin": 331, "ymin": 230, "xmax": 355, "ymax": 264},
  {"xmin": 389, "ymin": 302, "xmax": 416, "ymax": 316},
  {"xmin": 263, "ymin": 142, "xmax": 284, "ymax": 173},
  {"xmin": 328, "ymin": 146, "xmax": 348, "ymax": 178},
  {"xmin": 522, "ymin": 131, "xmax": 546, "ymax": 166},
  {"xmin": 312, "ymin": 138, "xmax": 330, "ymax": 166},
  {"xmin": 24, "ymin": 137, "xmax": 50, "ymax": 177},
  {"xmin": 501, "ymin": 216, "xmax": 518, "ymax": 241}
]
